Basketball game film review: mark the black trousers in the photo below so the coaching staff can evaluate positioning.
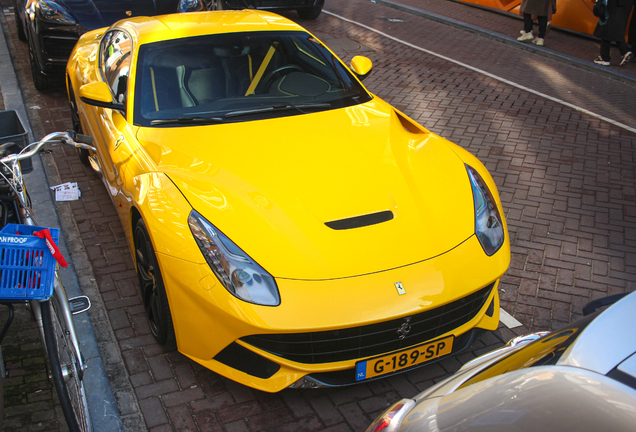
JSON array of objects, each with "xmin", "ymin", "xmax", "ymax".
[
  {"xmin": 600, "ymin": 39, "xmax": 631, "ymax": 61},
  {"xmin": 523, "ymin": 13, "xmax": 548, "ymax": 38},
  {"xmin": 629, "ymin": 8, "xmax": 636, "ymax": 50}
]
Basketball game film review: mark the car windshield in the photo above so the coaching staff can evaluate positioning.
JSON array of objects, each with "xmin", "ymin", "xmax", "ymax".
[{"xmin": 133, "ymin": 31, "xmax": 372, "ymax": 126}]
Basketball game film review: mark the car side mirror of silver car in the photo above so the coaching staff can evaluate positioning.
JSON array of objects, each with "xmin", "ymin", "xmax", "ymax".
[
  {"xmin": 79, "ymin": 82, "xmax": 126, "ymax": 113},
  {"xmin": 350, "ymin": 56, "xmax": 372, "ymax": 81}
]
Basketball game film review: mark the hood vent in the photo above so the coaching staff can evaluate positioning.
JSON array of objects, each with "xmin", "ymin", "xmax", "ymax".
[{"xmin": 325, "ymin": 210, "xmax": 394, "ymax": 230}]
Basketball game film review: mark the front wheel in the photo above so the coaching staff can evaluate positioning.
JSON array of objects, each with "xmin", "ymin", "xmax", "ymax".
[
  {"xmin": 15, "ymin": 13, "xmax": 26, "ymax": 41},
  {"xmin": 28, "ymin": 42, "xmax": 50, "ymax": 90},
  {"xmin": 41, "ymin": 297, "xmax": 91, "ymax": 432},
  {"xmin": 134, "ymin": 219, "xmax": 175, "ymax": 346},
  {"xmin": 70, "ymin": 101, "xmax": 90, "ymax": 166},
  {"xmin": 67, "ymin": 78, "xmax": 91, "ymax": 166}
]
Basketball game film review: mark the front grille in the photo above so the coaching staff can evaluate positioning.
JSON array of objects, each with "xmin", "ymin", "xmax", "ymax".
[
  {"xmin": 225, "ymin": 0, "xmax": 313, "ymax": 8},
  {"xmin": 242, "ymin": 283, "xmax": 494, "ymax": 364},
  {"xmin": 42, "ymin": 35, "xmax": 79, "ymax": 60}
]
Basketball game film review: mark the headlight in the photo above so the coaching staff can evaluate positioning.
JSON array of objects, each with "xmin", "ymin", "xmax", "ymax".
[
  {"xmin": 178, "ymin": 0, "xmax": 205, "ymax": 12},
  {"xmin": 36, "ymin": 0, "xmax": 76, "ymax": 25},
  {"xmin": 188, "ymin": 210, "xmax": 280, "ymax": 306},
  {"xmin": 466, "ymin": 165, "xmax": 505, "ymax": 256}
]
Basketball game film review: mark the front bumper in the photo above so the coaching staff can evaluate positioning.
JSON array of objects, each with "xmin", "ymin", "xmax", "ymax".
[
  {"xmin": 28, "ymin": 17, "xmax": 82, "ymax": 74},
  {"xmin": 223, "ymin": 0, "xmax": 324, "ymax": 11},
  {"xmin": 158, "ymin": 234, "xmax": 508, "ymax": 392}
]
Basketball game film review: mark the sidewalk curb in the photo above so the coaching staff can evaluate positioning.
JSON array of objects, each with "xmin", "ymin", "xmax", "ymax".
[
  {"xmin": 0, "ymin": 10, "xmax": 130, "ymax": 432},
  {"xmin": 374, "ymin": 0, "xmax": 636, "ymax": 87}
]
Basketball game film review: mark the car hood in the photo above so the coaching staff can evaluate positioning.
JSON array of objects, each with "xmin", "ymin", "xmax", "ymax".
[
  {"xmin": 136, "ymin": 100, "xmax": 477, "ymax": 279},
  {"xmin": 60, "ymin": 0, "xmax": 177, "ymax": 30},
  {"xmin": 403, "ymin": 367, "xmax": 636, "ymax": 432}
]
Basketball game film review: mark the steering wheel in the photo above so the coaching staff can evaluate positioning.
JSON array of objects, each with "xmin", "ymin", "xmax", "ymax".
[{"xmin": 262, "ymin": 65, "xmax": 304, "ymax": 89}]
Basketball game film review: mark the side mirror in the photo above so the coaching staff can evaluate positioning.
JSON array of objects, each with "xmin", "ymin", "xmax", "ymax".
[
  {"xmin": 79, "ymin": 82, "xmax": 125, "ymax": 112},
  {"xmin": 350, "ymin": 56, "xmax": 373, "ymax": 81}
]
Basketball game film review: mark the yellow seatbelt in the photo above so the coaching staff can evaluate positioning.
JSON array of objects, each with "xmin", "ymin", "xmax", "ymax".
[
  {"xmin": 150, "ymin": 67, "xmax": 159, "ymax": 111},
  {"xmin": 245, "ymin": 43, "xmax": 278, "ymax": 96}
]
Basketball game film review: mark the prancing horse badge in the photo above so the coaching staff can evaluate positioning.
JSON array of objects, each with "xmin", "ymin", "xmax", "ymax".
[{"xmin": 395, "ymin": 281, "xmax": 406, "ymax": 295}]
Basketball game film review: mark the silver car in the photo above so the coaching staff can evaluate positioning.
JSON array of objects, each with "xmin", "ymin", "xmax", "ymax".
[{"xmin": 367, "ymin": 291, "xmax": 636, "ymax": 432}]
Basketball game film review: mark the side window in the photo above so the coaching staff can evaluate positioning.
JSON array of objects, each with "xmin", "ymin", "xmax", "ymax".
[{"xmin": 100, "ymin": 30, "xmax": 132, "ymax": 104}]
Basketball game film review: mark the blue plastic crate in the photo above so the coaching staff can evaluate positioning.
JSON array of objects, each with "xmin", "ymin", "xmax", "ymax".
[{"xmin": 0, "ymin": 224, "xmax": 59, "ymax": 300}]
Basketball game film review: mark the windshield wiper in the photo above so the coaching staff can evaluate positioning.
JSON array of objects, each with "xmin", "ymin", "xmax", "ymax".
[
  {"xmin": 150, "ymin": 116, "xmax": 224, "ymax": 126},
  {"xmin": 225, "ymin": 103, "xmax": 332, "ymax": 118}
]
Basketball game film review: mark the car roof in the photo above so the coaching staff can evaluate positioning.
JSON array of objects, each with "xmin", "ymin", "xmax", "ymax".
[
  {"xmin": 558, "ymin": 291, "xmax": 636, "ymax": 375},
  {"xmin": 113, "ymin": 11, "xmax": 305, "ymax": 46}
]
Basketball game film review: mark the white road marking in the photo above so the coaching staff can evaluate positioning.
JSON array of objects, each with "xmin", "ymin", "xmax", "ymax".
[
  {"xmin": 499, "ymin": 307, "xmax": 523, "ymax": 328},
  {"xmin": 323, "ymin": 10, "xmax": 636, "ymax": 135}
]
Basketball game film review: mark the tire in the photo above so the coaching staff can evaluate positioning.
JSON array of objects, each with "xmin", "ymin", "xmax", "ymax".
[
  {"xmin": 41, "ymin": 298, "xmax": 91, "ymax": 432},
  {"xmin": 297, "ymin": 6, "xmax": 322, "ymax": 19},
  {"xmin": 0, "ymin": 364, "xmax": 3, "ymax": 432},
  {"xmin": 68, "ymin": 79, "xmax": 91, "ymax": 166},
  {"xmin": 71, "ymin": 114, "xmax": 91, "ymax": 166},
  {"xmin": 28, "ymin": 42, "xmax": 50, "ymax": 91},
  {"xmin": 15, "ymin": 11, "xmax": 26, "ymax": 41},
  {"xmin": 134, "ymin": 219, "xmax": 175, "ymax": 346}
]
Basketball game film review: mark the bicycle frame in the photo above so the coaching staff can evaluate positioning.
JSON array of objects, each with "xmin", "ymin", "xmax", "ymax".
[
  {"xmin": 5, "ymin": 153, "xmax": 87, "ymax": 380},
  {"xmin": 0, "ymin": 131, "xmax": 96, "ymax": 403}
]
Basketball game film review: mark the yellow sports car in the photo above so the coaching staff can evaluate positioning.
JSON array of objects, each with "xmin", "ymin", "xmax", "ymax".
[{"xmin": 66, "ymin": 10, "xmax": 510, "ymax": 392}]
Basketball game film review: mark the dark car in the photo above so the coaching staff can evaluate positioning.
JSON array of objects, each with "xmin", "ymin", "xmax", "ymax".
[
  {"xmin": 13, "ymin": 0, "xmax": 324, "ymax": 90},
  {"xmin": 13, "ymin": 0, "xmax": 180, "ymax": 89},
  {"xmin": 366, "ymin": 291, "xmax": 636, "ymax": 432},
  {"xmin": 178, "ymin": 0, "xmax": 324, "ymax": 20}
]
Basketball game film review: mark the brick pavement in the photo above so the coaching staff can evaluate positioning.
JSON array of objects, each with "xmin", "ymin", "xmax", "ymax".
[
  {"xmin": 1, "ymin": 0, "xmax": 635, "ymax": 430},
  {"xmin": 326, "ymin": 0, "xmax": 636, "ymax": 130},
  {"xmin": 378, "ymin": 0, "xmax": 636, "ymax": 78}
]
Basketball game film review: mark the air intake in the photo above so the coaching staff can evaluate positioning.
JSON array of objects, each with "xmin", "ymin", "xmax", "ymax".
[
  {"xmin": 241, "ymin": 284, "xmax": 495, "ymax": 364},
  {"xmin": 325, "ymin": 210, "xmax": 393, "ymax": 230}
]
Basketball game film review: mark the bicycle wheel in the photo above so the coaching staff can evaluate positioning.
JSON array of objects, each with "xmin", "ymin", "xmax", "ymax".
[{"xmin": 41, "ymin": 297, "xmax": 91, "ymax": 432}]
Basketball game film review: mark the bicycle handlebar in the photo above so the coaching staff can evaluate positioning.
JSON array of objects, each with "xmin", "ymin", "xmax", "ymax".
[
  {"xmin": 69, "ymin": 131, "xmax": 94, "ymax": 146},
  {"xmin": 0, "ymin": 130, "xmax": 96, "ymax": 164}
]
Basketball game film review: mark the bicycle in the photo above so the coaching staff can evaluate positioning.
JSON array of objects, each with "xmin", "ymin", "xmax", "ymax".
[{"xmin": 0, "ymin": 130, "xmax": 97, "ymax": 432}]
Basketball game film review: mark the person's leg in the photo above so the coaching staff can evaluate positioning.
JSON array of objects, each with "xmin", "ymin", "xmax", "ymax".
[
  {"xmin": 523, "ymin": 13, "xmax": 533, "ymax": 33},
  {"xmin": 617, "ymin": 41, "xmax": 631, "ymax": 56},
  {"xmin": 518, "ymin": 13, "xmax": 535, "ymax": 41},
  {"xmin": 594, "ymin": 40, "xmax": 611, "ymax": 65},
  {"xmin": 618, "ymin": 40, "xmax": 634, "ymax": 65},
  {"xmin": 600, "ymin": 39, "xmax": 611, "ymax": 61},
  {"xmin": 537, "ymin": 16, "xmax": 548, "ymax": 38},
  {"xmin": 629, "ymin": 8, "xmax": 636, "ymax": 51}
]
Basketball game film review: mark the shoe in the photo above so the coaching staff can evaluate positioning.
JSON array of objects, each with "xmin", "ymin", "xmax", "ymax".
[
  {"xmin": 620, "ymin": 51, "xmax": 633, "ymax": 66},
  {"xmin": 545, "ymin": 22, "xmax": 552, "ymax": 36},
  {"xmin": 532, "ymin": 37, "xmax": 544, "ymax": 46},
  {"xmin": 517, "ymin": 30, "xmax": 534, "ymax": 42},
  {"xmin": 594, "ymin": 56, "xmax": 610, "ymax": 66}
]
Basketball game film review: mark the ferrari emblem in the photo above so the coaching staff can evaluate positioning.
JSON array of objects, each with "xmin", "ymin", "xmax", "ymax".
[
  {"xmin": 397, "ymin": 320, "xmax": 412, "ymax": 339},
  {"xmin": 126, "ymin": 11, "xmax": 132, "ymax": 16},
  {"xmin": 395, "ymin": 281, "xmax": 406, "ymax": 295}
]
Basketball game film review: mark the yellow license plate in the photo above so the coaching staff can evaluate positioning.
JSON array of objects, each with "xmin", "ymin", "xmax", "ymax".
[{"xmin": 355, "ymin": 335, "xmax": 454, "ymax": 381}]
